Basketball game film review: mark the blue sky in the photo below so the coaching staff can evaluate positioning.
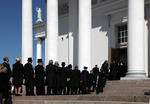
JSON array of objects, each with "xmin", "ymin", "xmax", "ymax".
[{"xmin": 0, "ymin": 0, "xmax": 45, "ymax": 68}]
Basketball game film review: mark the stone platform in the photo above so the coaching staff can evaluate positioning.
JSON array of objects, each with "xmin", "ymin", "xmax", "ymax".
[{"xmin": 12, "ymin": 80, "xmax": 150, "ymax": 104}]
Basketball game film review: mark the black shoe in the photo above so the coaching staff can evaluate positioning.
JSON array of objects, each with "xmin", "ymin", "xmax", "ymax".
[{"xmin": 26, "ymin": 94, "xmax": 30, "ymax": 96}]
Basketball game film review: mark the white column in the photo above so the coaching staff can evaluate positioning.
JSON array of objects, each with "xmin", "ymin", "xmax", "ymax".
[
  {"xmin": 45, "ymin": 0, "xmax": 48, "ymax": 65},
  {"xmin": 78, "ymin": 0, "xmax": 91, "ymax": 71},
  {"xmin": 46, "ymin": 0, "xmax": 58, "ymax": 62},
  {"xmin": 36, "ymin": 38, "xmax": 42, "ymax": 60},
  {"xmin": 22, "ymin": 0, "xmax": 33, "ymax": 65},
  {"xmin": 69, "ymin": 0, "xmax": 78, "ymax": 67},
  {"xmin": 127, "ymin": 0, "xmax": 145, "ymax": 78},
  {"xmin": 144, "ymin": 19, "xmax": 148, "ymax": 77}
]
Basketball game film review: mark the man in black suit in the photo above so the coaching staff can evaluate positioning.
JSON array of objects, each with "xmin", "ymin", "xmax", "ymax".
[
  {"xmin": 92, "ymin": 65, "xmax": 99, "ymax": 91},
  {"xmin": 3, "ymin": 57, "xmax": 12, "ymax": 79},
  {"xmin": 81, "ymin": 67, "xmax": 89, "ymax": 94},
  {"xmin": 24, "ymin": 58, "xmax": 35, "ymax": 96},
  {"xmin": 46, "ymin": 60, "xmax": 55, "ymax": 95},
  {"xmin": 71, "ymin": 66, "xmax": 81, "ymax": 94},
  {"xmin": 66, "ymin": 64, "xmax": 72, "ymax": 95},
  {"xmin": 35, "ymin": 59, "xmax": 45, "ymax": 95},
  {"xmin": 60, "ymin": 62, "xmax": 67, "ymax": 95}
]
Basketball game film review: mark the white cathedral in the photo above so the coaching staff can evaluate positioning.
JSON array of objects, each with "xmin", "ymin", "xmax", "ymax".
[{"xmin": 22, "ymin": 0, "xmax": 150, "ymax": 79}]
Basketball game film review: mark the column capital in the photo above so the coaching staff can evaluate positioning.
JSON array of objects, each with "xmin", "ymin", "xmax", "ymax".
[{"xmin": 35, "ymin": 37, "xmax": 42, "ymax": 42}]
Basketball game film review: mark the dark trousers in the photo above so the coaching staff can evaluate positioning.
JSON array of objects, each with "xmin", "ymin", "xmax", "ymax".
[
  {"xmin": 47, "ymin": 86, "xmax": 53, "ymax": 95},
  {"xmin": 71, "ymin": 87, "xmax": 79, "ymax": 95},
  {"xmin": 25, "ymin": 80, "xmax": 34, "ymax": 96},
  {"xmin": 66, "ymin": 82, "xmax": 71, "ymax": 95},
  {"xmin": 36, "ymin": 85, "xmax": 45, "ymax": 95}
]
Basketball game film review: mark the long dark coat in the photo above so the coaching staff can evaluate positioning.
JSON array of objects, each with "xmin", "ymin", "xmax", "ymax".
[
  {"xmin": 0, "ymin": 64, "xmax": 9, "ymax": 98},
  {"xmin": 12, "ymin": 62, "xmax": 24, "ymax": 86},
  {"xmin": 60, "ymin": 66, "xmax": 67, "ymax": 88},
  {"xmin": 35, "ymin": 65, "xmax": 45, "ymax": 86},
  {"xmin": 66, "ymin": 68, "xmax": 72, "ymax": 86},
  {"xmin": 3, "ymin": 62, "xmax": 12, "ymax": 79},
  {"xmin": 24, "ymin": 63, "xmax": 34, "ymax": 85},
  {"xmin": 81, "ymin": 70, "xmax": 89, "ymax": 88},
  {"xmin": 55, "ymin": 66, "xmax": 62, "ymax": 89},
  {"xmin": 71, "ymin": 69, "xmax": 81, "ymax": 88},
  {"xmin": 46, "ymin": 64, "xmax": 56, "ymax": 87},
  {"xmin": 92, "ymin": 67, "xmax": 99, "ymax": 81}
]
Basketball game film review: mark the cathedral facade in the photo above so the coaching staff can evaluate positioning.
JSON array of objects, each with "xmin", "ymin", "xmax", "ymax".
[{"xmin": 22, "ymin": 0, "xmax": 150, "ymax": 78}]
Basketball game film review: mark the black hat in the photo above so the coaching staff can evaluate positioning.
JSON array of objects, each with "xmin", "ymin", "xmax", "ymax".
[
  {"xmin": 38, "ymin": 59, "xmax": 43, "ymax": 63},
  {"xmin": 68, "ymin": 64, "xmax": 72, "ymax": 68},
  {"xmin": 61, "ymin": 62, "xmax": 65, "ymax": 65},
  {"xmin": 84, "ymin": 66, "xmax": 88, "ymax": 69},
  {"xmin": 28, "ymin": 57, "xmax": 32, "ymax": 62}
]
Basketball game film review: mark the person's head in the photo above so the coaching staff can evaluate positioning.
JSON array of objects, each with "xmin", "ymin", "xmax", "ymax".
[
  {"xmin": 104, "ymin": 60, "xmax": 108, "ymax": 64},
  {"xmin": 55, "ymin": 61, "xmax": 59, "ymax": 66},
  {"xmin": 0, "ymin": 64, "xmax": 7, "ymax": 73},
  {"xmin": 49, "ymin": 60, "xmax": 53, "ymax": 65},
  {"xmin": 95, "ymin": 65, "xmax": 98, "ymax": 67},
  {"xmin": 90, "ymin": 70, "xmax": 93, "ymax": 74},
  {"xmin": 68, "ymin": 64, "xmax": 72, "ymax": 69},
  {"xmin": 16, "ymin": 57, "xmax": 21, "ymax": 63},
  {"xmin": 28, "ymin": 57, "xmax": 33, "ymax": 63},
  {"xmin": 83, "ymin": 66, "xmax": 88, "ymax": 70},
  {"xmin": 61, "ymin": 62, "xmax": 66, "ymax": 67},
  {"xmin": 37, "ymin": 59, "xmax": 43, "ymax": 65},
  {"xmin": 3, "ymin": 57, "xmax": 9, "ymax": 62},
  {"xmin": 74, "ymin": 66, "xmax": 78, "ymax": 70}
]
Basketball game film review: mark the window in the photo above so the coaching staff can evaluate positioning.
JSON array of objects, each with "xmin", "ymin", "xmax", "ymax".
[{"xmin": 117, "ymin": 24, "xmax": 128, "ymax": 44}]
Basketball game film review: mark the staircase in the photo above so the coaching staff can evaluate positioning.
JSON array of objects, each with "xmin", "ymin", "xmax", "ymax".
[{"xmin": 12, "ymin": 80, "xmax": 150, "ymax": 104}]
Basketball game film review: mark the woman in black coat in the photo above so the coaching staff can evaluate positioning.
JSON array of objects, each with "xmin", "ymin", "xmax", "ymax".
[
  {"xmin": 12, "ymin": 58, "xmax": 24, "ymax": 96},
  {"xmin": 0, "ymin": 64, "xmax": 9, "ymax": 104}
]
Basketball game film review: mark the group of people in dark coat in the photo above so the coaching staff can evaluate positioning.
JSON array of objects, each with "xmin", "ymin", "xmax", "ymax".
[
  {"xmin": 12, "ymin": 57, "xmax": 109, "ymax": 96},
  {"xmin": 109, "ymin": 61, "xmax": 127, "ymax": 80},
  {"xmin": 0, "ymin": 55, "xmax": 127, "ymax": 103}
]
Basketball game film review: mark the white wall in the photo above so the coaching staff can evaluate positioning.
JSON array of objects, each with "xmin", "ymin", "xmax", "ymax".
[
  {"xmin": 58, "ymin": 15, "xmax": 69, "ymax": 65},
  {"xmin": 91, "ymin": 12, "xmax": 108, "ymax": 69}
]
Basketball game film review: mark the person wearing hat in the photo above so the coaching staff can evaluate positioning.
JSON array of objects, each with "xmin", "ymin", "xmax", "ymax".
[
  {"xmin": 35, "ymin": 59, "xmax": 45, "ymax": 95},
  {"xmin": 24, "ymin": 57, "xmax": 35, "ymax": 96},
  {"xmin": 12, "ymin": 58, "xmax": 24, "ymax": 96},
  {"xmin": 81, "ymin": 66, "xmax": 89, "ymax": 94}
]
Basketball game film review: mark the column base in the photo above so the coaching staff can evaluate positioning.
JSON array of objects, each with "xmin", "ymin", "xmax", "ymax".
[{"xmin": 121, "ymin": 69, "xmax": 147, "ymax": 80}]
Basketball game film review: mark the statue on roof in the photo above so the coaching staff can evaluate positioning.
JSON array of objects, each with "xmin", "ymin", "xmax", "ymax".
[{"xmin": 36, "ymin": 8, "xmax": 43, "ymax": 23}]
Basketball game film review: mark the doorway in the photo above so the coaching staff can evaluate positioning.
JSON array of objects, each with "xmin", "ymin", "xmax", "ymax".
[{"xmin": 111, "ymin": 48, "xmax": 127, "ymax": 63}]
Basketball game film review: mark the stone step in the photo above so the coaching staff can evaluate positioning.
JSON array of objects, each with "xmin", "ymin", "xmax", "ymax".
[
  {"xmin": 12, "ymin": 95, "xmax": 150, "ymax": 103},
  {"xmin": 106, "ymin": 83, "xmax": 150, "ymax": 87},
  {"xmin": 102, "ymin": 92, "xmax": 146, "ymax": 96},
  {"xmin": 13, "ymin": 100, "xmax": 148, "ymax": 104},
  {"xmin": 106, "ymin": 80, "xmax": 150, "ymax": 85},
  {"xmin": 104, "ymin": 87, "xmax": 150, "ymax": 92},
  {"xmin": 105, "ymin": 84, "xmax": 150, "ymax": 87},
  {"xmin": 12, "ymin": 80, "xmax": 150, "ymax": 103}
]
